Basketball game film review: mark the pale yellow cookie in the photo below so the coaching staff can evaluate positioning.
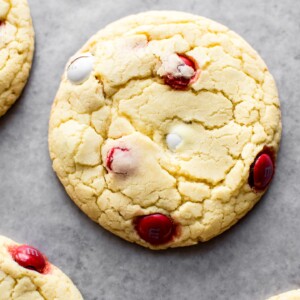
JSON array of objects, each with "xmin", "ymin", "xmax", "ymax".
[
  {"xmin": 49, "ymin": 11, "xmax": 281, "ymax": 249},
  {"xmin": 268, "ymin": 290, "xmax": 300, "ymax": 300},
  {"xmin": 0, "ymin": 236, "xmax": 83, "ymax": 300},
  {"xmin": 0, "ymin": 0, "xmax": 34, "ymax": 117}
]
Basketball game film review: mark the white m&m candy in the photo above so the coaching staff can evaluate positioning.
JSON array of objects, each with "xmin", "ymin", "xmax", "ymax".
[
  {"xmin": 67, "ymin": 53, "xmax": 94, "ymax": 84},
  {"xmin": 166, "ymin": 133, "xmax": 182, "ymax": 151}
]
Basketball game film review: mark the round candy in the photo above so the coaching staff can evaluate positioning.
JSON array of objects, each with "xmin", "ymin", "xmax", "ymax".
[
  {"xmin": 67, "ymin": 53, "xmax": 94, "ymax": 84},
  {"xmin": 136, "ymin": 214, "xmax": 175, "ymax": 245},
  {"xmin": 106, "ymin": 147, "xmax": 133, "ymax": 174},
  {"xmin": 166, "ymin": 133, "xmax": 182, "ymax": 151},
  {"xmin": 163, "ymin": 54, "xmax": 196, "ymax": 90},
  {"xmin": 11, "ymin": 245, "xmax": 46, "ymax": 273},
  {"xmin": 251, "ymin": 153, "xmax": 274, "ymax": 191}
]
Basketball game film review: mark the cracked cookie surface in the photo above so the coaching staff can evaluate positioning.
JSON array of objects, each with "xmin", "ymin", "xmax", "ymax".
[
  {"xmin": 268, "ymin": 290, "xmax": 300, "ymax": 300},
  {"xmin": 0, "ymin": 236, "xmax": 83, "ymax": 300},
  {"xmin": 49, "ymin": 11, "xmax": 281, "ymax": 249},
  {"xmin": 0, "ymin": 0, "xmax": 34, "ymax": 117}
]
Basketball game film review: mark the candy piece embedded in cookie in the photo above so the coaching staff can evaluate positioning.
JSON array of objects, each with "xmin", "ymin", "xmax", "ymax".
[
  {"xmin": 105, "ymin": 147, "xmax": 134, "ymax": 174},
  {"xmin": 0, "ymin": 0, "xmax": 34, "ymax": 117},
  {"xmin": 10, "ymin": 244, "xmax": 47, "ymax": 273},
  {"xmin": 0, "ymin": 236, "xmax": 83, "ymax": 299},
  {"xmin": 249, "ymin": 148, "xmax": 275, "ymax": 191},
  {"xmin": 49, "ymin": 11, "xmax": 282, "ymax": 249},
  {"xmin": 135, "ymin": 214, "xmax": 176, "ymax": 245},
  {"xmin": 159, "ymin": 54, "xmax": 197, "ymax": 89},
  {"xmin": 67, "ymin": 53, "xmax": 94, "ymax": 85}
]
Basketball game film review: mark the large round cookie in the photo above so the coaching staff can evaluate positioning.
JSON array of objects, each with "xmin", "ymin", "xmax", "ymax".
[
  {"xmin": 0, "ymin": 236, "xmax": 83, "ymax": 299},
  {"xmin": 0, "ymin": 0, "xmax": 34, "ymax": 117},
  {"xmin": 49, "ymin": 11, "xmax": 281, "ymax": 249},
  {"xmin": 268, "ymin": 290, "xmax": 300, "ymax": 300}
]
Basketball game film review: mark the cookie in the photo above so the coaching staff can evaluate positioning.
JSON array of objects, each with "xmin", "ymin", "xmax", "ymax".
[
  {"xmin": 0, "ymin": 236, "xmax": 83, "ymax": 299},
  {"xmin": 0, "ymin": 0, "xmax": 34, "ymax": 117},
  {"xmin": 49, "ymin": 11, "xmax": 281, "ymax": 249},
  {"xmin": 268, "ymin": 290, "xmax": 300, "ymax": 300}
]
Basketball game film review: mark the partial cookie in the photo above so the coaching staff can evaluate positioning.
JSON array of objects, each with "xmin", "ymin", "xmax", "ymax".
[
  {"xmin": 0, "ymin": 236, "xmax": 83, "ymax": 299},
  {"xmin": 0, "ymin": 0, "xmax": 34, "ymax": 117},
  {"xmin": 268, "ymin": 290, "xmax": 300, "ymax": 300},
  {"xmin": 49, "ymin": 11, "xmax": 281, "ymax": 249}
]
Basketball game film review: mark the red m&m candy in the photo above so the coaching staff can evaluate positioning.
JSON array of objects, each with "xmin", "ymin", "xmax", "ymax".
[
  {"xmin": 11, "ymin": 245, "xmax": 47, "ymax": 273},
  {"xmin": 136, "ymin": 214, "xmax": 175, "ymax": 245},
  {"xmin": 249, "ymin": 152, "xmax": 274, "ymax": 191},
  {"xmin": 179, "ymin": 55, "xmax": 195, "ymax": 69},
  {"xmin": 163, "ymin": 55, "xmax": 197, "ymax": 90},
  {"xmin": 106, "ymin": 147, "xmax": 135, "ymax": 174},
  {"xmin": 106, "ymin": 147, "xmax": 127, "ymax": 171}
]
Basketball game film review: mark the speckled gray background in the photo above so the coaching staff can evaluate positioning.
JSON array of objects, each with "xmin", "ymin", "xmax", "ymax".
[{"xmin": 0, "ymin": 0, "xmax": 299, "ymax": 299}]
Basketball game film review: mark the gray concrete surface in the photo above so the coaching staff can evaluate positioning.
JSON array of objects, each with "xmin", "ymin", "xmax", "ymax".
[{"xmin": 0, "ymin": 0, "xmax": 299, "ymax": 299}]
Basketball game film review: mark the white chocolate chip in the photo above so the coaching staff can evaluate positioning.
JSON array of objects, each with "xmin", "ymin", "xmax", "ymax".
[
  {"xmin": 67, "ymin": 53, "xmax": 94, "ymax": 84},
  {"xmin": 157, "ymin": 54, "xmax": 195, "ymax": 79},
  {"xmin": 166, "ymin": 133, "xmax": 182, "ymax": 151}
]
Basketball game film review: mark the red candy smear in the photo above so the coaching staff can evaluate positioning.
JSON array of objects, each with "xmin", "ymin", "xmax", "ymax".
[
  {"xmin": 136, "ymin": 214, "xmax": 175, "ymax": 245},
  {"xmin": 249, "ymin": 152, "xmax": 275, "ymax": 191},
  {"xmin": 10, "ymin": 245, "xmax": 47, "ymax": 273},
  {"xmin": 106, "ymin": 147, "xmax": 129, "ymax": 173},
  {"xmin": 163, "ymin": 55, "xmax": 197, "ymax": 90}
]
